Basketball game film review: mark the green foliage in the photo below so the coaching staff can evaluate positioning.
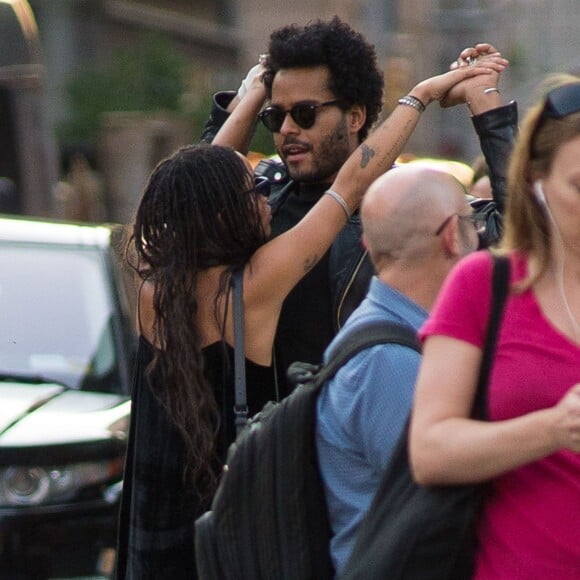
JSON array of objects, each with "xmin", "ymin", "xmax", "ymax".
[
  {"xmin": 505, "ymin": 41, "xmax": 527, "ymax": 80},
  {"xmin": 58, "ymin": 32, "xmax": 187, "ymax": 142},
  {"xmin": 58, "ymin": 30, "xmax": 276, "ymax": 157},
  {"xmin": 249, "ymin": 122, "xmax": 276, "ymax": 157}
]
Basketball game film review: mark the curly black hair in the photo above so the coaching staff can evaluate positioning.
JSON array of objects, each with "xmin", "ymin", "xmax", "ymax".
[{"xmin": 264, "ymin": 16, "xmax": 384, "ymax": 141}]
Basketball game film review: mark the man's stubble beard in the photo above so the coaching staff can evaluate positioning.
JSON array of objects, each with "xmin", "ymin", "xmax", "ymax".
[{"xmin": 282, "ymin": 117, "xmax": 354, "ymax": 184}]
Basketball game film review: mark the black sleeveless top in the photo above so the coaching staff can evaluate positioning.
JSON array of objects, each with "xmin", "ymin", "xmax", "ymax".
[{"xmin": 115, "ymin": 336, "xmax": 275, "ymax": 579}]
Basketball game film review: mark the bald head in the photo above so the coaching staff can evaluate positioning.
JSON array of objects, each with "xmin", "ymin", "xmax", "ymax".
[{"xmin": 361, "ymin": 165, "xmax": 470, "ymax": 264}]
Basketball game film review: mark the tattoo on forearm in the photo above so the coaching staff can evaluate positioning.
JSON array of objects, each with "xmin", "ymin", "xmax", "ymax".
[
  {"xmin": 304, "ymin": 254, "xmax": 318, "ymax": 273},
  {"xmin": 360, "ymin": 143, "xmax": 375, "ymax": 168},
  {"xmin": 377, "ymin": 118, "xmax": 415, "ymax": 163}
]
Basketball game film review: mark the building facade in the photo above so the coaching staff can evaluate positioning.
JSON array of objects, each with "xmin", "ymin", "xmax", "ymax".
[{"xmin": 22, "ymin": 0, "xmax": 580, "ymax": 219}]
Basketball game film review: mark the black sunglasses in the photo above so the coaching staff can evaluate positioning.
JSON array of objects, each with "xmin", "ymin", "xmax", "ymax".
[
  {"xmin": 540, "ymin": 83, "xmax": 580, "ymax": 121},
  {"xmin": 252, "ymin": 175, "xmax": 271, "ymax": 198},
  {"xmin": 258, "ymin": 100, "xmax": 344, "ymax": 133}
]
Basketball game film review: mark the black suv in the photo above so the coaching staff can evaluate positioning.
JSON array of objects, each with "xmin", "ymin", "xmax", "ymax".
[{"xmin": 0, "ymin": 215, "xmax": 137, "ymax": 578}]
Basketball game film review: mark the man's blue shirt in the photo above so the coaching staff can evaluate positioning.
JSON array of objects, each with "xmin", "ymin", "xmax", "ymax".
[{"xmin": 315, "ymin": 276, "xmax": 427, "ymax": 575}]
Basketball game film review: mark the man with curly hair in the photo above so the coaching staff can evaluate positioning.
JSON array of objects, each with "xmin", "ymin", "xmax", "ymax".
[
  {"xmin": 202, "ymin": 22, "xmax": 516, "ymax": 402},
  {"xmin": 260, "ymin": 17, "xmax": 384, "ymax": 179},
  {"xmin": 202, "ymin": 17, "xmax": 383, "ymax": 395}
]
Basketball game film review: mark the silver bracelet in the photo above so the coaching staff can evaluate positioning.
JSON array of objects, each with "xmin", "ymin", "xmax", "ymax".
[
  {"xmin": 397, "ymin": 95, "xmax": 426, "ymax": 113},
  {"xmin": 325, "ymin": 189, "xmax": 351, "ymax": 220},
  {"xmin": 467, "ymin": 87, "xmax": 501, "ymax": 110}
]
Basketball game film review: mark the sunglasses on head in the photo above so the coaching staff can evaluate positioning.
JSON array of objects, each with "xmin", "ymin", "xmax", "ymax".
[
  {"xmin": 258, "ymin": 99, "xmax": 344, "ymax": 133},
  {"xmin": 540, "ymin": 82, "xmax": 580, "ymax": 120}
]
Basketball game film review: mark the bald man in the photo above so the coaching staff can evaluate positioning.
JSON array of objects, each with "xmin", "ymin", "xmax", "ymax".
[{"xmin": 315, "ymin": 165, "xmax": 480, "ymax": 575}]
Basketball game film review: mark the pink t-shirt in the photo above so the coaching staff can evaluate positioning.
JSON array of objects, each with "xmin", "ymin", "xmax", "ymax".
[{"xmin": 420, "ymin": 250, "xmax": 580, "ymax": 579}]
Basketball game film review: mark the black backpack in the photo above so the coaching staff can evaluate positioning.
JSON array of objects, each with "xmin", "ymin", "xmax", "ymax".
[{"xmin": 194, "ymin": 320, "xmax": 422, "ymax": 580}]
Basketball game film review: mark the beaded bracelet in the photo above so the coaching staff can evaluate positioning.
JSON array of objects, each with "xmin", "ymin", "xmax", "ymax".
[
  {"xmin": 325, "ymin": 189, "xmax": 352, "ymax": 220},
  {"xmin": 397, "ymin": 95, "xmax": 426, "ymax": 113}
]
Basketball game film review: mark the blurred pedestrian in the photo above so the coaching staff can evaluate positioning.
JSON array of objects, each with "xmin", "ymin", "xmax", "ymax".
[
  {"xmin": 54, "ymin": 150, "xmax": 105, "ymax": 221},
  {"xmin": 469, "ymin": 154, "xmax": 493, "ymax": 199},
  {"xmin": 316, "ymin": 164, "xmax": 480, "ymax": 575},
  {"xmin": 410, "ymin": 75, "xmax": 580, "ymax": 579}
]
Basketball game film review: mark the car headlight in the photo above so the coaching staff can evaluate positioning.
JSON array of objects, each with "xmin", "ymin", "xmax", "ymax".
[{"xmin": 0, "ymin": 458, "xmax": 124, "ymax": 507}]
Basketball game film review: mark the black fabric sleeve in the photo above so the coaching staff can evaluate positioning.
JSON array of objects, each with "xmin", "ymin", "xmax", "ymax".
[
  {"xmin": 199, "ymin": 91, "xmax": 236, "ymax": 143},
  {"xmin": 470, "ymin": 101, "xmax": 518, "ymax": 214}
]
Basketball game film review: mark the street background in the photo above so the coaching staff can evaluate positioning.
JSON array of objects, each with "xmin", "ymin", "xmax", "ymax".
[
  {"xmin": 1, "ymin": 1, "xmax": 579, "ymax": 578},
  {"xmin": 2, "ymin": 0, "xmax": 580, "ymax": 224}
]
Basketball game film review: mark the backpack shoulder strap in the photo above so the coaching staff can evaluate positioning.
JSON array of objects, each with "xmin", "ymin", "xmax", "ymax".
[
  {"xmin": 316, "ymin": 321, "xmax": 422, "ymax": 387},
  {"xmin": 231, "ymin": 267, "xmax": 248, "ymax": 435}
]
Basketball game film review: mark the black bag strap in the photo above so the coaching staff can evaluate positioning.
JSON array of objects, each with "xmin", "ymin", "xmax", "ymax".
[
  {"xmin": 472, "ymin": 254, "xmax": 510, "ymax": 419},
  {"xmin": 291, "ymin": 320, "xmax": 422, "ymax": 391},
  {"xmin": 231, "ymin": 268, "xmax": 248, "ymax": 436}
]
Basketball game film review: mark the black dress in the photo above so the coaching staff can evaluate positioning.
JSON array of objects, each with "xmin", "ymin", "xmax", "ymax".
[{"xmin": 115, "ymin": 336, "xmax": 275, "ymax": 579}]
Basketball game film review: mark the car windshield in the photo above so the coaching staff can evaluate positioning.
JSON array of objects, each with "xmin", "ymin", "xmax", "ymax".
[{"xmin": 0, "ymin": 242, "xmax": 121, "ymax": 391}]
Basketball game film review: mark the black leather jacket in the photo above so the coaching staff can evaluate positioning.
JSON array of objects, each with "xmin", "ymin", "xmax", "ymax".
[
  {"xmin": 470, "ymin": 100, "xmax": 518, "ymax": 247},
  {"xmin": 201, "ymin": 93, "xmax": 518, "ymax": 331},
  {"xmin": 256, "ymin": 161, "xmax": 373, "ymax": 330}
]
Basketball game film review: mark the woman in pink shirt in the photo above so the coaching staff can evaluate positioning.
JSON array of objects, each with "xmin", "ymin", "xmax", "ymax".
[{"xmin": 410, "ymin": 75, "xmax": 580, "ymax": 579}]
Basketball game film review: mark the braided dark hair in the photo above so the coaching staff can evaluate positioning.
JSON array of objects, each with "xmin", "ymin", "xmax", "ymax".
[
  {"xmin": 131, "ymin": 143, "xmax": 266, "ymax": 494},
  {"xmin": 264, "ymin": 16, "xmax": 384, "ymax": 141}
]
